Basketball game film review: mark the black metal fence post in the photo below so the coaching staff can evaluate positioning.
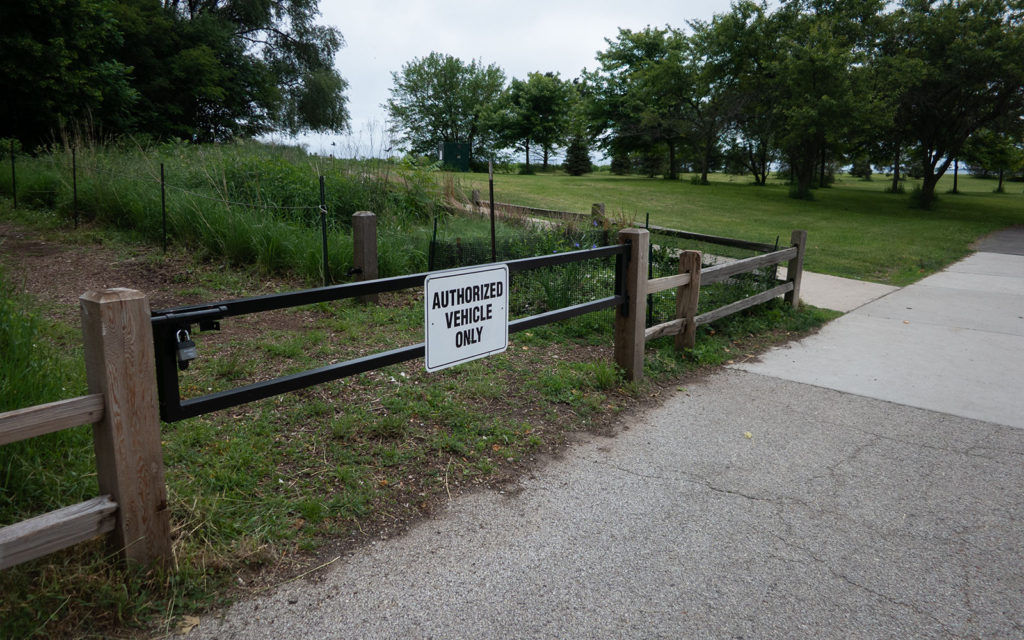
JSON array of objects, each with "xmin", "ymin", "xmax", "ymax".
[
  {"xmin": 9, "ymin": 140, "xmax": 15, "ymax": 209},
  {"xmin": 72, "ymin": 145, "xmax": 78, "ymax": 229},
  {"xmin": 319, "ymin": 175, "xmax": 329, "ymax": 287},
  {"xmin": 488, "ymin": 160, "xmax": 496, "ymax": 263},
  {"xmin": 161, "ymin": 163, "xmax": 167, "ymax": 253}
]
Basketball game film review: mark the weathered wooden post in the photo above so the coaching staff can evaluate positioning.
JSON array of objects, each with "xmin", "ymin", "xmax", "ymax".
[
  {"xmin": 80, "ymin": 289, "xmax": 171, "ymax": 566},
  {"xmin": 675, "ymin": 250, "xmax": 702, "ymax": 351},
  {"xmin": 785, "ymin": 230, "xmax": 807, "ymax": 309},
  {"xmin": 591, "ymin": 202, "xmax": 608, "ymax": 229},
  {"xmin": 614, "ymin": 228, "xmax": 649, "ymax": 381},
  {"xmin": 471, "ymin": 188, "xmax": 481, "ymax": 208},
  {"xmin": 352, "ymin": 211, "xmax": 379, "ymax": 303}
]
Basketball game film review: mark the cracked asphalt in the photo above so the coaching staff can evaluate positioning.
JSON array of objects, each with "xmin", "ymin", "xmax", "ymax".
[{"xmin": 180, "ymin": 234, "xmax": 1024, "ymax": 639}]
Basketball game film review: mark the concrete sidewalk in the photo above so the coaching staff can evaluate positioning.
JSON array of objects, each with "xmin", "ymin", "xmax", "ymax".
[
  {"xmin": 781, "ymin": 267, "xmax": 898, "ymax": 312},
  {"xmin": 735, "ymin": 241, "xmax": 1024, "ymax": 428},
  {"xmin": 177, "ymin": 231, "xmax": 1024, "ymax": 640}
]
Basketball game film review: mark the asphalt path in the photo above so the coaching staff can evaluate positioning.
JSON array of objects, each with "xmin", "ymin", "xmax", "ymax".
[{"xmin": 178, "ymin": 230, "xmax": 1024, "ymax": 640}]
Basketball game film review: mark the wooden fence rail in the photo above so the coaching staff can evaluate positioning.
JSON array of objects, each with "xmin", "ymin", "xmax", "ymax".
[
  {"xmin": 617, "ymin": 228, "xmax": 807, "ymax": 380},
  {"xmin": 0, "ymin": 289, "xmax": 170, "ymax": 571}
]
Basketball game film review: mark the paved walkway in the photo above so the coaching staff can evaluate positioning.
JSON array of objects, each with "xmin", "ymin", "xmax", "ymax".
[
  {"xmin": 736, "ymin": 237, "xmax": 1024, "ymax": 428},
  {"xmin": 179, "ymin": 230, "xmax": 1024, "ymax": 640},
  {"xmin": 781, "ymin": 267, "xmax": 898, "ymax": 312}
]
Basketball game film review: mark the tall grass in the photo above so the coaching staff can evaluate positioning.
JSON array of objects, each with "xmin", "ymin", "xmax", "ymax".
[
  {"xmin": 0, "ymin": 140, "xmax": 446, "ymax": 283},
  {"xmin": 0, "ymin": 265, "xmax": 93, "ymax": 522}
]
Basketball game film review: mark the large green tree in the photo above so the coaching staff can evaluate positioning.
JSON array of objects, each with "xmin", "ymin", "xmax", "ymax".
[
  {"xmin": 769, "ymin": 0, "xmax": 881, "ymax": 198},
  {"xmin": 0, "ymin": 0, "xmax": 137, "ymax": 146},
  {"xmin": 0, "ymin": 0, "xmax": 350, "ymax": 145},
  {"xmin": 385, "ymin": 52, "xmax": 506, "ymax": 160},
  {"xmin": 490, "ymin": 72, "xmax": 572, "ymax": 171},
  {"xmin": 712, "ymin": 1, "xmax": 783, "ymax": 185},
  {"xmin": 892, "ymin": 0, "xmax": 1024, "ymax": 207},
  {"xmin": 589, "ymin": 27, "xmax": 692, "ymax": 179}
]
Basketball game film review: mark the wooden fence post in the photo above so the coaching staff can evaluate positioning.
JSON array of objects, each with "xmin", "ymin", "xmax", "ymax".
[
  {"xmin": 80, "ymin": 289, "xmax": 171, "ymax": 566},
  {"xmin": 471, "ymin": 189, "xmax": 481, "ymax": 208},
  {"xmin": 785, "ymin": 230, "xmax": 807, "ymax": 309},
  {"xmin": 614, "ymin": 228, "xmax": 649, "ymax": 381},
  {"xmin": 675, "ymin": 250, "xmax": 702, "ymax": 351},
  {"xmin": 352, "ymin": 211, "xmax": 379, "ymax": 303},
  {"xmin": 591, "ymin": 202, "xmax": 608, "ymax": 229}
]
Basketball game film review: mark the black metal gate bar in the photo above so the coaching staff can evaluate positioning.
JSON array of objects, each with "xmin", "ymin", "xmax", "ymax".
[
  {"xmin": 153, "ymin": 244, "xmax": 628, "ymax": 422},
  {"xmin": 151, "ymin": 244, "xmax": 626, "ymax": 322},
  {"xmin": 160, "ymin": 295, "xmax": 622, "ymax": 421}
]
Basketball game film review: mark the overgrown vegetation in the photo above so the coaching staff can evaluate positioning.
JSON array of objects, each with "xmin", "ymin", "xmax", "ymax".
[{"xmin": 0, "ymin": 140, "xmax": 454, "ymax": 283}]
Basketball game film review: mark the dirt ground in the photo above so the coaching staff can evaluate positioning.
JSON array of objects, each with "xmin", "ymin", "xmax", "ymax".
[{"xmin": 0, "ymin": 221, "xmax": 293, "ymax": 324}]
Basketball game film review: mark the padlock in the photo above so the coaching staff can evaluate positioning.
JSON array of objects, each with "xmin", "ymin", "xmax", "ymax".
[{"xmin": 176, "ymin": 329, "xmax": 197, "ymax": 370}]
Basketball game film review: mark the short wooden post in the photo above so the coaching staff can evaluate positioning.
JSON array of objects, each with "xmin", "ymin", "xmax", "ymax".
[
  {"xmin": 675, "ymin": 250, "xmax": 702, "ymax": 351},
  {"xmin": 785, "ymin": 230, "xmax": 807, "ymax": 309},
  {"xmin": 352, "ymin": 211, "xmax": 378, "ymax": 303},
  {"xmin": 591, "ymin": 202, "xmax": 608, "ymax": 229},
  {"xmin": 471, "ymin": 188, "xmax": 481, "ymax": 208},
  {"xmin": 614, "ymin": 228, "xmax": 649, "ymax": 381},
  {"xmin": 80, "ymin": 289, "xmax": 171, "ymax": 566}
]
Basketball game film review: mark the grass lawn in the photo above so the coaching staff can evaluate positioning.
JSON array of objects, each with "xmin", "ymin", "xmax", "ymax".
[{"xmin": 455, "ymin": 170, "xmax": 1024, "ymax": 286}]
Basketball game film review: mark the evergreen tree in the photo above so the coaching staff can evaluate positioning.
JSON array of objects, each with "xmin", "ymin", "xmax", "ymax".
[{"xmin": 564, "ymin": 137, "xmax": 591, "ymax": 176}]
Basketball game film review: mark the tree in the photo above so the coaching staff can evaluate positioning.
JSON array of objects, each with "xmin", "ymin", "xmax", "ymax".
[
  {"xmin": 0, "ymin": 0, "xmax": 351, "ymax": 145},
  {"xmin": 563, "ymin": 138, "xmax": 591, "ymax": 175},
  {"xmin": 962, "ymin": 128, "xmax": 1024, "ymax": 192},
  {"xmin": 708, "ymin": 1, "xmax": 780, "ymax": 185},
  {"xmin": 769, "ymin": 0, "xmax": 882, "ymax": 198},
  {"xmin": 563, "ymin": 79, "xmax": 594, "ymax": 176},
  {"xmin": 589, "ymin": 27, "xmax": 690, "ymax": 179},
  {"xmin": 892, "ymin": 0, "xmax": 1024, "ymax": 207},
  {"xmin": 386, "ymin": 52, "xmax": 505, "ymax": 160},
  {"xmin": 0, "ymin": 0, "xmax": 137, "ymax": 146},
  {"xmin": 490, "ymin": 72, "xmax": 572, "ymax": 171}
]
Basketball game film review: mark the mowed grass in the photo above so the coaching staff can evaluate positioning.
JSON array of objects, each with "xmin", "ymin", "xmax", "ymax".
[{"xmin": 456, "ymin": 171, "xmax": 1024, "ymax": 286}]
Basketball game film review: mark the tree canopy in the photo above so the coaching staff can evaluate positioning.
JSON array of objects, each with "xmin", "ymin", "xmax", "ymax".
[
  {"xmin": 0, "ymin": 0, "xmax": 350, "ymax": 146},
  {"xmin": 572, "ymin": 0, "xmax": 1024, "ymax": 204},
  {"xmin": 385, "ymin": 52, "xmax": 506, "ymax": 161},
  {"xmin": 489, "ymin": 72, "xmax": 572, "ymax": 171}
]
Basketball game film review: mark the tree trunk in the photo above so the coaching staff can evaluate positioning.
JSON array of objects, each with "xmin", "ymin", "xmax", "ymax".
[
  {"xmin": 997, "ymin": 168, "xmax": 1005, "ymax": 193},
  {"xmin": 791, "ymin": 147, "xmax": 816, "ymax": 198},
  {"xmin": 699, "ymin": 139, "xmax": 711, "ymax": 185},
  {"xmin": 819, "ymin": 148, "xmax": 827, "ymax": 188},
  {"xmin": 524, "ymin": 139, "xmax": 530, "ymax": 171},
  {"xmin": 953, "ymin": 159, "xmax": 959, "ymax": 193},
  {"xmin": 667, "ymin": 143, "xmax": 678, "ymax": 180},
  {"xmin": 890, "ymin": 147, "xmax": 901, "ymax": 193},
  {"xmin": 542, "ymin": 147, "xmax": 549, "ymax": 171},
  {"xmin": 919, "ymin": 173, "xmax": 939, "ymax": 208}
]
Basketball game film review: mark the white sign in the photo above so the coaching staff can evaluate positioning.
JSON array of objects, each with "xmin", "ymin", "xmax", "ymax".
[{"xmin": 424, "ymin": 264, "xmax": 509, "ymax": 372}]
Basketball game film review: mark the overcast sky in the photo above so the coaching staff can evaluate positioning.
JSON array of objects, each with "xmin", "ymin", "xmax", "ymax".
[{"xmin": 284, "ymin": 0, "xmax": 744, "ymax": 156}]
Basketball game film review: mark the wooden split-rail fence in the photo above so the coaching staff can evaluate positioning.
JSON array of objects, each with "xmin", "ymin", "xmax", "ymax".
[{"xmin": 613, "ymin": 227, "xmax": 806, "ymax": 380}]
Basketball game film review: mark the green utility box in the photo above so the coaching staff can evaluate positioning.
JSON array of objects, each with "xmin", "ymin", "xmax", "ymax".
[{"xmin": 440, "ymin": 142, "xmax": 471, "ymax": 172}]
